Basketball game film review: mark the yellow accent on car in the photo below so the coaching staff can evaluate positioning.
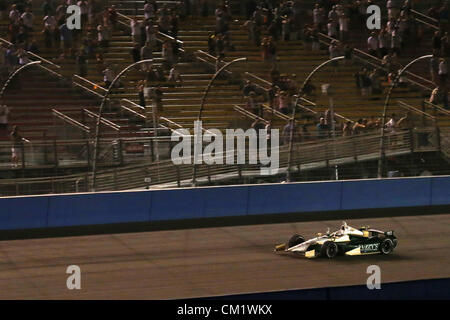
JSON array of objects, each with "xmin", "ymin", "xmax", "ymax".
[
  {"xmin": 363, "ymin": 231, "xmax": 370, "ymax": 237},
  {"xmin": 345, "ymin": 247, "xmax": 362, "ymax": 255},
  {"xmin": 305, "ymin": 249, "xmax": 316, "ymax": 258}
]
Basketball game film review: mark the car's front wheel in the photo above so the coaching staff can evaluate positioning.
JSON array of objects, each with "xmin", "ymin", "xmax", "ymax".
[
  {"xmin": 288, "ymin": 234, "xmax": 305, "ymax": 248},
  {"xmin": 321, "ymin": 241, "xmax": 339, "ymax": 259},
  {"xmin": 380, "ymin": 238, "xmax": 394, "ymax": 255}
]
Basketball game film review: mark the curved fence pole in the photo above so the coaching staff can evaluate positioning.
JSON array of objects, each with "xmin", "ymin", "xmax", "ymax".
[
  {"xmin": 191, "ymin": 57, "xmax": 247, "ymax": 186},
  {"xmin": 91, "ymin": 59, "xmax": 154, "ymax": 191},
  {"xmin": 377, "ymin": 54, "xmax": 432, "ymax": 178},
  {"xmin": 286, "ymin": 56, "xmax": 345, "ymax": 182},
  {"xmin": 0, "ymin": 61, "xmax": 42, "ymax": 104}
]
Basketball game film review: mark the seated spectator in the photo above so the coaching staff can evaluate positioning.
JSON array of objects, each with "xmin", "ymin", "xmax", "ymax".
[
  {"xmin": 130, "ymin": 43, "xmax": 140, "ymax": 63},
  {"xmin": 168, "ymin": 65, "xmax": 183, "ymax": 86},
  {"xmin": 352, "ymin": 118, "xmax": 366, "ymax": 135},
  {"xmin": 103, "ymin": 66, "xmax": 115, "ymax": 87},
  {"xmin": 316, "ymin": 117, "xmax": 329, "ymax": 139},
  {"xmin": 367, "ymin": 31, "xmax": 379, "ymax": 57},
  {"xmin": 140, "ymin": 41, "xmax": 153, "ymax": 71},
  {"xmin": 246, "ymin": 91, "xmax": 262, "ymax": 117},
  {"xmin": 242, "ymin": 80, "xmax": 257, "ymax": 97},
  {"xmin": 342, "ymin": 121, "xmax": 353, "ymax": 137}
]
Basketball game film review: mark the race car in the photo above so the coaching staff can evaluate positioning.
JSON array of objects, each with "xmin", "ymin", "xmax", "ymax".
[{"xmin": 274, "ymin": 222, "xmax": 398, "ymax": 259}]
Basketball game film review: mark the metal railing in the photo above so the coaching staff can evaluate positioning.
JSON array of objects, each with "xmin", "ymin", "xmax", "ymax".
[
  {"xmin": 233, "ymin": 104, "xmax": 269, "ymax": 125},
  {"xmin": 0, "ymin": 128, "xmax": 441, "ymax": 196},
  {"xmin": 52, "ymin": 109, "xmax": 91, "ymax": 133}
]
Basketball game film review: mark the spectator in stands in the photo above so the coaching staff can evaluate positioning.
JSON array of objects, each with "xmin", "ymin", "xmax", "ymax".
[
  {"xmin": 168, "ymin": 64, "xmax": 183, "ymax": 87},
  {"xmin": 342, "ymin": 121, "xmax": 352, "ymax": 137},
  {"xmin": 397, "ymin": 111, "xmax": 413, "ymax": 130},
  {"xmin": 316, "ymin": 117, "xmax": 328, "ymax": 139},
  {"xmin": 76, "ymin": 49, "xmax": 87, "ymax": 77},
  {"xmin": 103, "ymin": 66, "xmax": 115, "ymax": 87},
  {"xmin": 43, "ymin": 15, "xmax": 57, "ymax": 48},
  {"xmin": 352, "ymin": 118, "xmax": 366, "ymax": 135},
  {"xmin": 144, "ymin": 0, "xmax": 156, "ymax": 20},
  {"xmin": 267, "ymin": 83, "xmax": 278, "ymax": 109},
  {"xmin": 432, "ymin": 31, "xmax": 442, "ymax": 53},
  {"xmin": 108, "ymin": 5, "xmax": 118, "ymax": 29},
  {"xmin": 141, "ymin": 41, "xmax": 153, "ymax": 71},
  {"xmin": 367, "ymin": 31, "xmax": 379, "ymax": 57},
  {"xmin": 313, "ymin": 4, "xmax": 325, "ymax": 32},
  {"xmin": 0, "ymin": 105, "xmax": 9, "ymax": 133},
  {"xmin": 439, "ymin": 58, "xmax": 448, "ymax": 85},
  {"xmin": 329, "ymin": 40, "xmax": 341, "ymax": 72},
  {"xmin": 97, "ymin": 24, "xmax": 109, "ymax": 52},
  {"xmin": 59, "ymin": 22, "xmax": 73, "ymax": 55},
  {"xmin": 162, "ymin": 40, "xmax": 175, "ymax": 69},
  {"xmin": 327, "ymin": 18, "xmax": 338, "ymax": 39},
  {"xmin": 131, "ymin": 17, "xmax": 142, "ymax": 44},
  {"xmin": 339, "ymin": 12, "xmax": 349, "ymax": 42},
  {"xmin": 138, "ymin": 80, "xmax": 146, "ymax": 108},
  {"xmin": 430, "ymin": 53, "xmax": 440, "ymax": 85},
  {"xmin": 387, "ymin": 0, "xmax": 401, "ymax": 20},
  {"xmin": 278, "ymin": 90, "xmax": 290, "ymax": 115},
  {"xmin": 370, "ymin": 69, "xmax": 382, "ymax": 95},
  {"xmin": 153, "ymin": 85, "xmax": 163, "ymax": 114},
  {"xmin": 55, "ymin": 1, "xmax": 67, "ymax": 25},
  {"xmin": 242, "ymin": 80, "xmax": 256, "ymax": 97},
  {"xmin": 130, "ymin": 43, "xmax": 140, "ymax": 64},
  {"xmin": 10, "ymin": 125, "xmax": 23, "ymax": 168},
  {"xmin": 78, "ymin": 0, "xmax": 88, "ymax": 27},
  {"xmin": 385, "ymin": 113, "xmax": 398, "ymax": 133},
  {"xmin": 246, "ymin": 91, "xmax": 262, "ymax": 117}
]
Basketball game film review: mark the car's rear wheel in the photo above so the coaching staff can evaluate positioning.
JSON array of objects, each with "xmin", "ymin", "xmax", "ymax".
[
  {"xmin": 380, "ymin": 238, "xmax": 394, "ymax": 254},
  {"xmin": 321, "ymin": 241, "xmax": 339, "ymax": 259},
  {"xmin": 288, "ymin": 234, "xmax": 305, "ymax": 248}
]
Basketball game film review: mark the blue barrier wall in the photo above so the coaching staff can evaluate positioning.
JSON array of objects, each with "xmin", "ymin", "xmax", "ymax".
[{"xmin": 0, "ymin": 176, "xmax": 449, "ymax": 230}]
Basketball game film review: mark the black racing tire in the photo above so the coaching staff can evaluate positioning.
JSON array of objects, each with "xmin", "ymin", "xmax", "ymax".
[
  {"xmin": 288, "ymin": 234, "xmax": 305, "ymax": 248},
  {"xmin": 321, "ymin": 241, "xmax": 339, "ymax": 259},
  {"xmin": 380, "ymin": 238, "xmax": 394, "ymax": 254}
]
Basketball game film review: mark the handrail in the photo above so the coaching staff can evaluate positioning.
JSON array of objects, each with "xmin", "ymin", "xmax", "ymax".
[
  {"xmin": 52, "ymin": 109, "xmax": 91, "ymax": 133},
  {"xmin": 73, "ymin": 75, "xmax": 108, "ymax": 93},
  {"xmin": 244, "ymin": 72, "xmax": 272, "ymax": 88},
  {"xmin": 424, "ymin": 101, "xmax": 450, "ymax": 116},
  {"xmin": 195, "ymin": 50, "xmax": 233, "ymax": 76},
  {"xmin": 396, "ymin": 101, "xmax": 436, "ymax": 120},
  {"xmin": 234, "ymin": 104, "xmax": 269, "ymax": 125},
  {"xmin": 121, "ymin": 98, "xmax": 145, "ymax": 111},
  {"xmin": 261, "ymin": 103, "xmax": 291, "ymax": 121},
  {"xmin": 119, "ymin": 103, "xmax": 147, "ymax": 120},
  {"xmin": 411, "ymin": 9, "xmax": 439, "ymax": 24},
  {"xmin": 0, "ymin": 129, "xmax": 424, "ymax": 195},
  {"xmin": 0, "ymin": 37, "xmax": 61, "ymax": 71},
  {"xmin": 83, "ymin": 108, "xmax": 121, "ymax": 131},
  {"xmin": 318, "ymin": 33, "xmax": 435, "ymax": 93}
]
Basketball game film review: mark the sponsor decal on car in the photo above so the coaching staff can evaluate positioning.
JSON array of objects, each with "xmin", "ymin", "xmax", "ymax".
[{"xmin": 360, "ymin": 243, "xmax": 379, "ymax": 253}]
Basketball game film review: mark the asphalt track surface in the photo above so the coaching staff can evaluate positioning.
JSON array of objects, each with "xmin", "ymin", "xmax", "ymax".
[{"xmin": 0, "ymin": 213, "xmax": 449, "ymax": 299}]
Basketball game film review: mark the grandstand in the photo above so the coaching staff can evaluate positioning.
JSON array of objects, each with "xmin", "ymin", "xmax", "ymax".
[{"xmin": 1, "ymin": 0, "xmax": 450, "ymax": 195}]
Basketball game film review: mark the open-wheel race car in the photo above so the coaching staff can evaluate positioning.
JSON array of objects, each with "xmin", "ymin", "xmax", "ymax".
[{"xmin": 275, "ymin": 222, "xmax": 398, "ymax": 259}]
